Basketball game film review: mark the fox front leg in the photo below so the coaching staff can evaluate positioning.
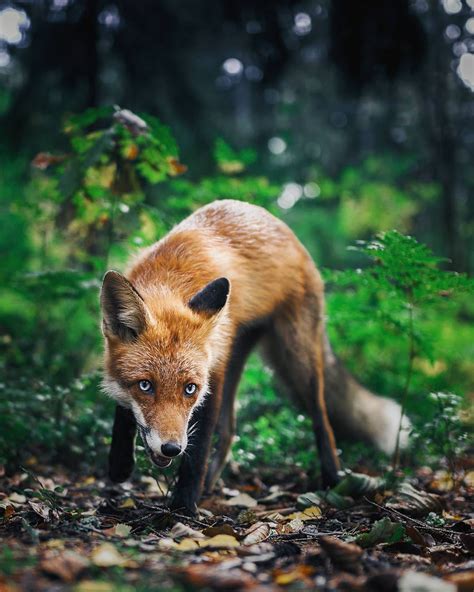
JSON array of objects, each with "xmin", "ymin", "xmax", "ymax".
[
  {"xmin": 109, "ymin": 405, "xmax": 137, "ymax": 483},
  {"xmin": 171, "ymin": 377, "xmax": 222, "ymax": 515}
]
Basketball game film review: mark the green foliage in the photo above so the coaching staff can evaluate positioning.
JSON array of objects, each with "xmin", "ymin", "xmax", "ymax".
[
  {"xmin": 214, "ymin": 138, "xmax": 257, "ymax": 174},
  {"xmin": 0, "ymin": 106, "xmax": 472, "ymax": 479}
]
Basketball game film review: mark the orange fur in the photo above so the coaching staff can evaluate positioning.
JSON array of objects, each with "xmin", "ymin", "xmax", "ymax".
[{"xmin": 101, "ymin": 199, "xmax": 341, "ymax": 507}]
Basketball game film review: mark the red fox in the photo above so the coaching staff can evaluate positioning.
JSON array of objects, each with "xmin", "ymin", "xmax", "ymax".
[{"xmin": 101, "ymin": 199, "xmax": 409, "ymax": 514}]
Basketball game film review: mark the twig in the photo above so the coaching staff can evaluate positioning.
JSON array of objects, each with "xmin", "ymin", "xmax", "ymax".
[{"xmin": 364, "ymin": 498, "xmax": 457, "ymax": 538}]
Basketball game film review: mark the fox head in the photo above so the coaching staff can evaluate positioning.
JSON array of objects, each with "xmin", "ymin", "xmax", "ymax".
[{"xmin": 100, "ymin": 271, "xmax": 230, "ymax": 468}]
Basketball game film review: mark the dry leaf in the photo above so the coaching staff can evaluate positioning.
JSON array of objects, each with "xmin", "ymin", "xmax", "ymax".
[
  {"xmin": 444, "ymin": 570, "xmax": 474, "ymax": 592},
  {"xmin": 41, "ymin": 551, "xmax": 89, "ymax": 583},
  {"xmin": 274, "ymin": 564, "xmax": 315, "ymax": 585},
  {"xmin": 175, "ymin": 538, "xmax": 200, "ymax": 551},
  {"xmin": 118, "ymin": 498, "xmax": 136, "ymax": 509},
  {"xmin": 286, "ymin": 506, "xmax": 322, "ymax": 521},
  {"xmin": 8, "ymin": 493, "xmax": 26, "ymax": 505},
  {"xmin": 242, "ymin": 522, "xmax": 271, "ymax": 545},
  {"xmin": 398, "ymin": 571, "xmax": 456, "ymax": 592},
  {"xmin": 319, "ymin": 536, "xmax": 363, "ymax": 574},
  {"xmin": 200, "ymin": 534, "xmax": 240, "ymax": 549},
  {"xmin": 224, "ymin": 493, "xmax": 257, "ymax": 508},
  {"xmin": 170, "ymin": 522, "xmax": 205, "ymax": 539},
  {"xmin": 114, "ymin": 523, "xmax": 132, "ymax": 538},
  {"xmin": 74, "ymin": 581, "xmax": 116, "ymax": 592},
  {"xmin": 91, "ymin": 543, "xmax": 126, "ymax": 567},
  {"xmin": 202, "ymin": 524, "xmax": 238, "ymax": 538}
]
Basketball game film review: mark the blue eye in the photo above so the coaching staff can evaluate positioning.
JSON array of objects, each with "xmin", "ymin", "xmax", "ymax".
[
  {"xmin": 184, "ymin": 383, "xmax": 197, "ymax": 397},
  {"xmin": 139, "ymin": 380, "xmax": 153, "ymax": 394}
]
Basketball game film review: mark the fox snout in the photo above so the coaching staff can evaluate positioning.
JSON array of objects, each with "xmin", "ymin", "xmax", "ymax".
[{"xmin": 136, "ymin": 420, "xmax": 188, "ymax": 468}]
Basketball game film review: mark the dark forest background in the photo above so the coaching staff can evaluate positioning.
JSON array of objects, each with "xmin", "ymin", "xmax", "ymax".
[{"xmin": 0, "ymin": 0, "xmax": 473, "ymax": 475}]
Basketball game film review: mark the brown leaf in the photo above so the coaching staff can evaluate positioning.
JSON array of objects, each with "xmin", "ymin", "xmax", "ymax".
[
  {"xmin": 167, "ymin": 157, "xmax": 188, "ymax": 176},
  {"xmin": 40, "ymin": 550, "xmax": 89, "ymax": 583},
  {"xmin": 224, "ymin": 493, "xmax": 257, "ymax": 508},
  {"xmin": 319, "ymin": 536, "xmax": 363, "ymax": 574},
  {"xmin": 180, "ymin": 564, "xmax": 255, "ymax": 590},
  {"xmin": 444, "ymin": 570, "xmax": 474, "ymax": 592},
  {"xmin": 273, "ymin": 564, "xmax": 315, "ymax": 586},
  {"xmin": 32, "ymin": 152, "xmax": 68, "ymax": 170},
  {"xmin": 202, "ymin": 524, "xmax": 238, "ymax": 538},
  {"xmin": 387, "ymin": 482, "xmax": 443, "ymax": 516},
  {"xmin": 242, "ymin": 522, "xmax": 271, "ymax": 546},
  {"xmin": 170, "ymin": 522, "xmax": 205, "ymax": 539}
]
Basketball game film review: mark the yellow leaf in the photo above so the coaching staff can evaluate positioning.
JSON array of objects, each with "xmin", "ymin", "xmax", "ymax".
[
  {"xmin": 286, "ymin": 506, "xmax": 322, "ymax": 521},
  {"xmin": 176, "ymin": 538, "xmax": 200, "ymax": 551},
  {"xmin": 74, "ymin": 581, "xmax": 116, "ymax": 592},
  {"xmin": 114, "ymin": 524, "xmax": 132, "ymax": 538},
  {"xmin": 91, "ymin": 543, "xmax": 125, "ymax": 567},
  {"xmin": 199, "ymin": 535, "xmax": 240, "ymax": 549},
  {"xmin": 118, "ymin": 498, "xmax": 136, "ymax": 509}
]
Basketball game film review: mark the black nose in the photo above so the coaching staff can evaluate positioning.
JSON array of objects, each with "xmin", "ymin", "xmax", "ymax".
[{"xmin": 161, "ymin": 442, "xmax": 181, "ymax": 457}]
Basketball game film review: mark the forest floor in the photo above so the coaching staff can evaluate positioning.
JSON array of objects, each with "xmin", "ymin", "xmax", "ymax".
[{"xmin": 0, "ymin": 461, "xmax": 473, "ymax": 592}]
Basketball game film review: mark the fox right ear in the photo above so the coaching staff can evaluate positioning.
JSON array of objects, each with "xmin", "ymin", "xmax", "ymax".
[{"xmin": 100, "ymin": 271, "xmax": 147, "ymax": 341}]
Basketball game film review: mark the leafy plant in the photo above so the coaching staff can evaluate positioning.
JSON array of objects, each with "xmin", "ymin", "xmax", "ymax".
[{"xmin": 325, "ymin": 231, "xmax": 473, "ymax": 468}]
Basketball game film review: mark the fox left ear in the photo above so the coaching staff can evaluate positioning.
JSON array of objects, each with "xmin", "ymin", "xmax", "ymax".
[
  {"xmin": 188, "ymin": 277, "xmax": 230, "ymax": 316},
  {"xmin": 100, "ymin": 271, "xmax": 147, "ymax": 341}
]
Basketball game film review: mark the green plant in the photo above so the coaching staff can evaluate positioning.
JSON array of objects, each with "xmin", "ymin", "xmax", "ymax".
[{"xmin": 325, "ymin": 231, "xmax": 473, "ymax": 468}]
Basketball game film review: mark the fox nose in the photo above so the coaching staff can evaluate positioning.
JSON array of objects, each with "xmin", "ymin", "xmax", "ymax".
[{"xmin": 161, "ymin": 442, "xmax": 181, "ymax": 457}]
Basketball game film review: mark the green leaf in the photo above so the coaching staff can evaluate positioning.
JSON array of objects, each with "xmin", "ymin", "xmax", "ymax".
[
  {"xmin": 354, "ymin": 517, "xmax": 405, "ymax": 548},
  {"xmin": 332, "ymin": 472, "xmax": 386, "ymax": 498}
]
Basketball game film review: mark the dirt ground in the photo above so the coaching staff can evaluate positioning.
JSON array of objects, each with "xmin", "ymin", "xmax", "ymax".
[{"xmin": 0, "ymin": 462, "xmax": 473, "ymax": 591}]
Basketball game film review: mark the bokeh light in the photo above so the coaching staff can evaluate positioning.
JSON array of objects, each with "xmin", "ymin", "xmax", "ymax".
[
  {"xmin": 457, "ymin": 53, "xmax": 474, "ymax": 91},
  {"xmin": 268, "ymin": 137, "xmax": 287, "ymax": 155},
  {"xmin": 222, "ymin": 58, "xmax": 243, "ymax": 76},
  {"xmin": 0, "ymin": 7, "xmax": 30, "ymax": 45}
]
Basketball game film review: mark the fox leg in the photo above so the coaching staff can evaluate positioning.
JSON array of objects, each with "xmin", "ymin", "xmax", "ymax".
[
  {"xmin": 171, "ymin": 373, "xmax": 223, "ymax": 515},
  {"xmin": 262, "ymin": 297, "xmax": 340, "ymax": 488},
  {"xmin": 204, "ymin": 323, "xmax": 265, "ymax": 493},
  {"xmin": 109, "ymin": 405, "xmax": 137, "ymax": 483}
]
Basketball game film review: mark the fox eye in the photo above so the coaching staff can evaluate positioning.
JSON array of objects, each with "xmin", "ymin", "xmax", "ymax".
[
  {"xmin": 184, "ymin": 383, "xmax": 197, "ymax": 397},
  {"xmin": 138, "ymin": 380, "xmax": 153, "ymax": 394}
]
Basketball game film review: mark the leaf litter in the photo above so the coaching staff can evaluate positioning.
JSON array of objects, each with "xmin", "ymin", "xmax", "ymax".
[{"xmin": 0, "ymin": 465, "xmax": 473, "ymax": 591}]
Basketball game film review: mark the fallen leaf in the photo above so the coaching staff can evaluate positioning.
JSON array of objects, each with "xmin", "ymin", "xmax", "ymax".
[
  {"xmin": 387, "ymin": 482, "xmax": 443, "ymax": 516},
  {"xmin": 319, "ymin": 536, "xmax": 363, "ymax": 574},
  {"xmin": 286, "ymin": 506, "xmax": 322, "ymax": 521},
  {"xmin": 170, "ymin": 522, "xmax": 205, "ymax": 539},
  {"xmin": 355, "ymin": 517, "xmax": 405, "ymax": 548},
  {"xmin": 333, "ymin": 471, "xmax": 385, "ymax": 498},
  {"xmin": 398, "ymin": 571, "xmax": 456, "ymax": 592},
  {"xmin": 224, "ymin": 493, "xmax": 257, "ymax": 508},
  {"xmin": 297, "ymin": 491, "xmax": 323, "ymax": 509},
  {"xmin": 118, "ymin": 498, "xmax": 136, "ymax": 509},
  {"xmin": 114, "ymin": 523, "xmax": 132, "ymax": 538},
  {"xmin": 242, "ymin": 522, "xmax": 271, "ymax": 545},
  {"xmin": 444, "ymin": 570, "xmax": 474, "ymax": 592},
  {"xmin": 430, "ymin": 470, "xmax": 455, "ymax": 492},
  {"xmin": 181, "ymin": 564, "xmax": 255, "ymax": 590},
  {"xmin": 200, "ymin": 534, "xmax": 240, "ymax": 549},
  {"xmin": 41, "ymin": 551, "xmax": 89, "ymax": 583},
  {"xmin": 8, "ymin": 493, "xmax": 26, "ymax": 505},
  {"xmin": 202, "ymin": 524, "xmax": 238, "ymax": 538},
  {"xmin": 91, "ymin": 543, "xmax": 126, "ymax": 567},
  {"xmin": 274, "ymin": 564, "xmax": 315, "ymax": 585},
  {"xmin": 175, "ymin": 538, "xmax": 200, "ymax": 551},
  {"xmin": 74, "ymin": 581, "xmax": 116, "ymax": 592}
]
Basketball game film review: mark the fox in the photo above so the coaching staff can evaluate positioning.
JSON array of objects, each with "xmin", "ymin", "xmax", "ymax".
[{"xmin": 100, "ymin": 199, "xmax": 410, "ymax": 514}]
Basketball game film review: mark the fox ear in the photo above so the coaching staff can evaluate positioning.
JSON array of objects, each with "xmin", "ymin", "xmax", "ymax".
[
  {"xmin": 100, "ymin": 271, "xmax": 147, "ymax": 341},
  {"xmin": 188, "ymin": 277, "xmax": 230, "ymax": 316}
]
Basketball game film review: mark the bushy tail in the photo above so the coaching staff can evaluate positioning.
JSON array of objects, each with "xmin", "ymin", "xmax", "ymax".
[{"xmin": 323, "ymin": 336, "xmax": 410, "ymax": 454}]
